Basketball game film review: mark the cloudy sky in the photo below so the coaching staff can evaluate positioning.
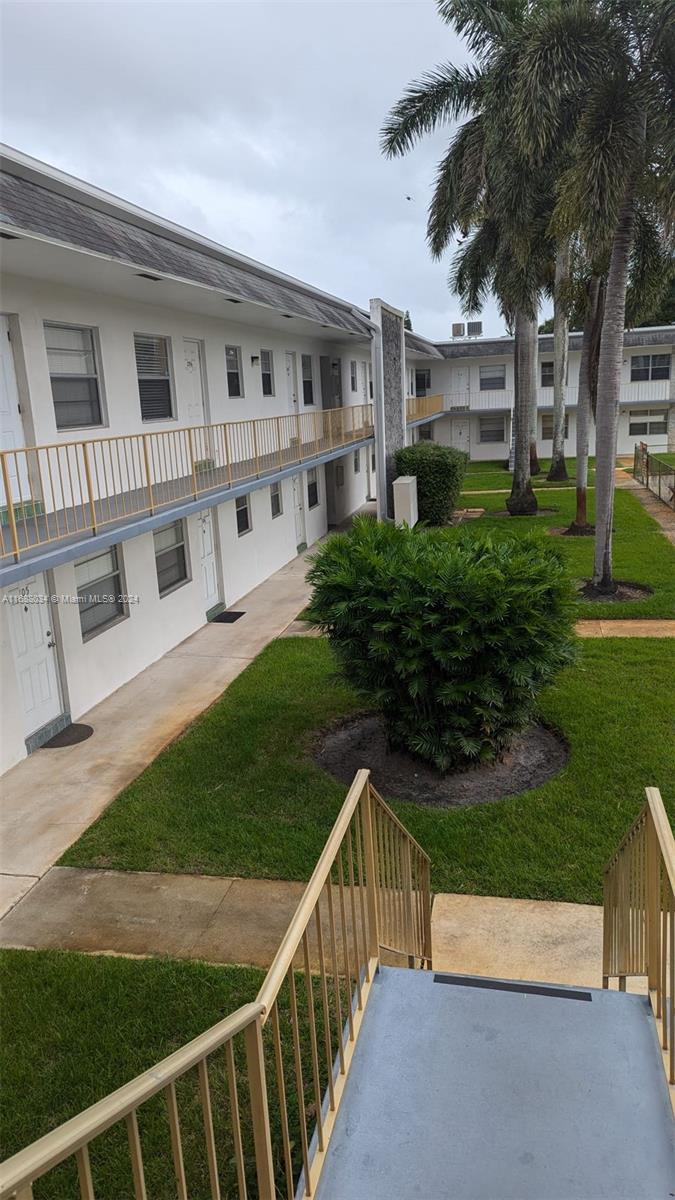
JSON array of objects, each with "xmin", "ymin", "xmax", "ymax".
[{"xmin": 1, "ymin": 0, "xmax": 528, "ymax": 338}]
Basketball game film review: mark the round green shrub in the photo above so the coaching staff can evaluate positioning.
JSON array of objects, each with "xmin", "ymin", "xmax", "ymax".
[
  {"xmin": 307, "ymin": 518, "xmax": 577, "ymax": 773},
  {"xmin": 394, "ymin": 442, "xmax": 467, "ymax": 525}
]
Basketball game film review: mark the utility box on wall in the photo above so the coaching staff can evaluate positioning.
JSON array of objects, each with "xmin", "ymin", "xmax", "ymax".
[{"xmin": 393, "ymin": 475, "xmax": 418, "ymax": 528}]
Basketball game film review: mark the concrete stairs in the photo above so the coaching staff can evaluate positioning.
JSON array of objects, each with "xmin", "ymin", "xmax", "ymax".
[{"xmin": 315, "ymin": 965, "xmax": 675, "ymax": 1200}]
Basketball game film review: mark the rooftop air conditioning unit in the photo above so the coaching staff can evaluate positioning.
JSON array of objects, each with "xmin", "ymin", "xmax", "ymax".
[
  {"xmin": 467, "ymin": 320, "xmax": 483, "ymax": 337},
  {"xmin": 451, "ymin": 322, "xmax": 466, "ymax": 338}
]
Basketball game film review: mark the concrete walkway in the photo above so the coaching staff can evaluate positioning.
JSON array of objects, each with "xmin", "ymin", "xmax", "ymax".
[
  {"xmin": 615, "ymin": 465, "xmax": 675, "ymax": 544},
  {"xmin": 0, "ymin": 550, "xmax": 314, "ymax": 916},
  {"xmin": 576, "ymin": 619, "xmax": 675, "ymax": 637},
  {"xmin": 0, "ymin": 863, "xmax": 615, "ymax": 989}
]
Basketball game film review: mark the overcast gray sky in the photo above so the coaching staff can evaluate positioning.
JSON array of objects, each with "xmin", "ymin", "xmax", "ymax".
[{"xmin": 1, "ymin": 0, "xmax": 524, "ymax": 338}]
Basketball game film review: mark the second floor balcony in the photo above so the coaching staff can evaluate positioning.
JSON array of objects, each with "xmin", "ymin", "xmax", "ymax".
[
  {"xmin": 0, "ymin": 404, "xmax": 374, "ymax": 567},
  {"xmin": 427, "ymin": 378, "xmax": 672, "ymax": 414}
]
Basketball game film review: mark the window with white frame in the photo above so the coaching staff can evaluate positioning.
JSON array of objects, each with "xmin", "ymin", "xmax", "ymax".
[
  {"xmin": 75, "ymin": 545, "xmax": 126, "ymax": 638},
  {"xmin": 479, "ymin": 414, "xmax": 505, "ymax": 443},
  {"xmin": 270, "ymin": 481, "xmax": 282, "ymax": 518},
  {"xmin": 541, "ymin": 413, "xmax": 569, "ymax": 440},
  {"xmin": 154, "ymin": 520, "xmax": 188, "ymax": 596},
  {"xmin": 307, "ymin": 468, "xmax": 319, "ymax": 508},
  {"xmin": 260, "ymin": 350, "xmax": 274, "ymax": 396},
  {"xmin": 336, "ymin": 463, "xmax": 345, "ymax": 487},
  {"xmin": 226, "ymin": 346, "xmax": 244, "ymax": 397},
  {"xmin": 540, "ymin": 360, "xmax": 554, "ymax": 388},
  {"xmin": 354, "ymin": 450, "xmax": 361, "ymax": 473},
  {"xmin": 350, "ymin": 361, "xmax": 358, "ymax": 392},
  {"xmin": 301, "ymin": 354, "xmax": 314, "ymax": 405},
  {"xmin": 235, "ymin": 494, "xmax": 251, "ymax": 535},
  {"xmin": 418, "ymin": 423, "xmax": 434, "ymax": 441},
  {"xmin": 631, "ymin": 354, "xmax": 671, "ymax": 382},
  {"xmin": 134, "ymin": 334, "xmax": 173, "ymax": 420},
  {"xmin": 45, "ymin": 324, "xmax": 103, "ymax": 429},
  {"xmin": 415, "ymin": 368, "xmax": 431, "ymax": 396},
  {"xmin": 629, "ymin": 409, "xmax": 668, "ymax": 436},
  {"xmin": 479, "ymin": 364, "xmax": 506, "ymax": 391}
]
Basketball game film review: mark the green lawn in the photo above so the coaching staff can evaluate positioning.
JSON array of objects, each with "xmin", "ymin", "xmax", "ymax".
[
  {"xmin": 1, "ymin": 949, "xmax": 334, "ymax": 1199},
  {"xmin": 459, "ymin": 487, "xmax": 675, "ymax": 620},
  {"xmin": 462, "ymin": 456, "xmax": 597, "ymax": 492},
  {"xmin": 62, "ymin": 635, "xmax": 675, "ymax": 906},
  {"xmin": 1, "ymin": 952, "xmax": 264, "ymax": 1198}
]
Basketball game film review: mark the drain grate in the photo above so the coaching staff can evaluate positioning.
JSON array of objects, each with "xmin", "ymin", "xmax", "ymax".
[
  {"xmin": 433, "ymin": 974, "xmax": 592, "ymax": 1002},
  {"xmin": 42, "ymin": 723, "xmax": 94, "ymax": 749},
  {"xmin": 213, "ymin": 611, "xmax": 245, "ymax": 624}
]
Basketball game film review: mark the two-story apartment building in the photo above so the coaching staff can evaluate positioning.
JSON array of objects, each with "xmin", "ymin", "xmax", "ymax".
[
  {"xmin": 0, "ymin": 146, "xmax": 673, "ymax": 775},
  {"xmin": 407, "ymin": 330, "xmax": 674, "ymax": 459}
]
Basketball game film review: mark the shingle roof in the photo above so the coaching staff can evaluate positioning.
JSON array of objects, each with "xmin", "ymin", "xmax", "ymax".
[
  {"xmin": 0, "ymin": 170, "xmax": 371, "ymax": 337},
  {"xmin": 404, "ymin": 330, "xmax": 444, "ymax": 359},
  {"xmin": 434, "ymin": 329, "xmax": 673, "ymax": 358}
]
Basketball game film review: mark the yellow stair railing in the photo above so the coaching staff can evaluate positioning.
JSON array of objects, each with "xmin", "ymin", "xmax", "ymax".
[
  {"xmin": 0, "ymin": 769, "xmax": 431, "ymax": 1200},
  {"xmin": 405, "ymin": 394, "xmax": 444, "ymax": 423},
  {"xmin": 603, "ymin": 786, "xmax": 675, "ymax": 1089}
]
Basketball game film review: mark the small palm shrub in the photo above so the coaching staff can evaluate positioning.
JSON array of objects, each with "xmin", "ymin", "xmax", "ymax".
[
  {"xmin": 307, "ymin": 518, "xmax": 576, "ymax": 773},
  {"xmin": 395, "ymin": 442, "xmax": 467, "ymax": 525}
]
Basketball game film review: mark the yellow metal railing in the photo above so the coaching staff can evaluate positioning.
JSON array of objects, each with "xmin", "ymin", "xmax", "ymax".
[
  {"xmin": 405, "ymin": 394, "xmax": 444, "ymax": 423},
  {"xmin": 0, "ymin": 404, "xmax": 374, "ymax": 562},
  {"xmin": 603, "ymin": 786, "xmax": 675, "ymax": 1088},
  {"xmin": 0, "ymin": 770, "xmax": 431, "ymax": 1200}
]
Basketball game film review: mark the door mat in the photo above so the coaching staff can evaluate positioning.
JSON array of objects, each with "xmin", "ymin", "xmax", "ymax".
[
  {"xmin": 43, "ymin": 723, "xmax": 94, "ymax": 748},
  {"xmin": 212, "ymin": 611, "xmax": 246, "ymax": 624}
]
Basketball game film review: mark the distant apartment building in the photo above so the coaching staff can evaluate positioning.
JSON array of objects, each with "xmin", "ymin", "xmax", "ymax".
[{"xmin": 0, "ymin": 146, "xmax": 672, "ymax": 772}]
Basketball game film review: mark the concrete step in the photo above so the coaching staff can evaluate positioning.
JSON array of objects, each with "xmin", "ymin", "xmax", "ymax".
[{"xmin": 316, "ymin": 965, "xmax": 675, "ymax": 1200}]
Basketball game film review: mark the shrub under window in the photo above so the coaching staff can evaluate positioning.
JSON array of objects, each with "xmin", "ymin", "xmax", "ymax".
[
  {"xmin": 395, "ymin": 442, "xmax": 467, "ymax": 525},
  {"xmin": 308, "ymin": 519, "xmax": 576, "ymax": 773}
]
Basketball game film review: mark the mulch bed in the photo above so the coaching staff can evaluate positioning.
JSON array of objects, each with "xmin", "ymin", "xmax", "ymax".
[
  {"xmin": 490, "ymin": 507, "xmax": 559, "ymax": 518},
  {"xmin": 578, "ymin": 579, "xmax": 654, "ymax": 603},
  {"xmin": 313, "ymin": 713, "xmax": 569, "ymax": 809}
]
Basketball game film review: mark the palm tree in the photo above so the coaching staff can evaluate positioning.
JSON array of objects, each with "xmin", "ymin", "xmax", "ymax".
[
  {"xmin": 568, "ymin": 272, "xmax": 605, "ymax": 533},
  {"xmin": 381, "ymin": 0, "xmax": 553, "ymax": 515},
  {"xmin": 514, "ymin": 0, "xmax": 674, "ymax": 591},
  {"xmin": 547, "ymin": 240, "xmax": 572, "ymax": 481}
]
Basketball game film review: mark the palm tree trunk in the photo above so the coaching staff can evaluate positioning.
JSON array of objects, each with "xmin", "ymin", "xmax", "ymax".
[
  {"xmin": 528, "ymin": 363, "xmax": 541, "ymax": 476},
  {"xmin": 507, "ymin": 310, "xmax": 538, "ymax": 515},
  {"xmin": 568, "ymin": 274, "xmax": 603, "ymax": 533},
  {"xmin": 592, "ymin": 195, "xmax": 636, "ymax": 590},
  {"xmin": 547, "ymin": 241, "xmax": 570, "ymax": 481}
]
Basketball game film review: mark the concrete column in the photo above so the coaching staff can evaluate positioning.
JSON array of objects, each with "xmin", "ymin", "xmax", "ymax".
[
  {"xmin": 370, "ymin": 298, "xmax": 406, "ymax": 520},
  {"xmin": 667, "ymin": 404, "xmax": 675, "ymax": 452}
]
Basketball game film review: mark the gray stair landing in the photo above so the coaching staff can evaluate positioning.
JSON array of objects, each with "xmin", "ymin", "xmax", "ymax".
[{"xmin": 316, "ymin": 966, "xmax": 675, "ymax": 1200}]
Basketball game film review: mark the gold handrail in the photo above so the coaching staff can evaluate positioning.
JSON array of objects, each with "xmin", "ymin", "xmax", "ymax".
[
  {"xmin": 0, "ymin": 771, "xmax": 432, "ymax": 1200},
  {"xmin": 405, "ymin": 393, "xmax": 444, "ymax": 423},
  {"xmin": 603, "ymin": 786, "xmax": 675, "ymax": 1089},
  {"xmin": 0, "ymin": 403, "xmax": 375, "ymax": 562}
]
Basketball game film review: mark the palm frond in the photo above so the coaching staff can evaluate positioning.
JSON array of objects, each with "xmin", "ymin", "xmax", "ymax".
[
  {"xmin": 450, "ymin": 221, "xmax": 499, "ymax": 314},
  {"xmin": 436, "ymin": 0, "xmax": 523, "ymax": 57},
  {"xmin": 427, "ymin": 116, "xmax": 486, "ymax": 257},
  {"xmin": 624, "ymin": 203, "xmax": 674, "ymax": 325},
  {"xmin": 381, "ymin": 63, "xmax": 484, "ymax": 158}
]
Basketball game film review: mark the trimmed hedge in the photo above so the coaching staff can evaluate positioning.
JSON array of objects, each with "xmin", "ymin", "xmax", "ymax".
[
  {"xmin": 307, "ymin": 518, "xmax": 576, "ymax": 773},
  {"xmin": 395, "ymin": 441, "xmax": 467, "ymax": 525}
]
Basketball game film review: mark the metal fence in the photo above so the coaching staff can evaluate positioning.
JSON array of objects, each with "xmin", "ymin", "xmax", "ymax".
[{"xmin": 633, "ymin": 442, "xmax": 675, "ymax": 510}]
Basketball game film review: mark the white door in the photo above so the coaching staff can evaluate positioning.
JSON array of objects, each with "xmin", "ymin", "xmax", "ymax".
[
  {"xmin": 286, "ymin": 352, "xmax": 299, "ymax": 413},
  {"xmin": 360, "ymin": 361, "xmax": 369, "ymax": 405},
  {"xmin": 6, "ymin": 573, "xmax": 62, "ymax": 737},
  {"xmin": 0, "ymin": 315, "xmax": 30, "ymax": 507},
  {"xmin": 451, "ymin": 365, "xmax": 469, "ymax": 404},
  {"xmin": 452, "ymin": 418, "xmax": 470, "ymax": 454},
  {"xmin": 292, "ymin": 475, "xmax": 306, "ymax": 549},
  {"xmin": 199, "ymin": 510, "xmax": 220, "ymax": 612},
  {"xmin": 183, "ymin": 339, "xmax": 207, "ymax": 425}
]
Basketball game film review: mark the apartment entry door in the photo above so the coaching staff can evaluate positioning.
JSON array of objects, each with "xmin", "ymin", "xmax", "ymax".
[
  {"xmin": 0, "ymin": 315, "xmax": 30, "ymax": 508},
  {"xmin": 183, "ymin": 339, "xmax": 207, "ymax": 425},
  {"xmin": 285, "ymin": 352, "xmax": 299, "ymax": 413},
  {"xmin": 451, "ymin": 418, "xmax": 470, "ymax": 454},
  {"xmin": 199, "ymin": 509, "xmax": 221, "ymax": 614},
  {"xmin": 6, "ymin": 573, "xmax": 63, "ymax": 739},
  {"xmin": 292, "ymin": 475, "xmax": 306, "ymax": 551}
]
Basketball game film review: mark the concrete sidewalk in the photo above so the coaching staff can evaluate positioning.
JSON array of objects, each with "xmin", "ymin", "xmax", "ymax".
[
  {"xmin": 0, "ymin": 549, "xmax": 314, "ymax": 916},
  {"xmin": 0, "ymin": 863, "xmax": 618, "ymax": 992}
]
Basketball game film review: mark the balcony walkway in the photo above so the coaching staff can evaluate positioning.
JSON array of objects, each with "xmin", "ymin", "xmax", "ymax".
[{"xmin": 315, "ymin": 965, "xmax": 675, "ymax": 1200}]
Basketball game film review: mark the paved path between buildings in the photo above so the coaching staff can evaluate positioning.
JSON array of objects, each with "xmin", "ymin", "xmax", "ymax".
[
  {"xmin": 0, "ymin": 549, "xmax": 315, "ymax": 916},
  {"xmin": 576, "ymin": 619, "xmax": 675, "ymax": 637},
  {"xmin": 0, "ymin": 864, "xmax": 623, "ymax": 991}
]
